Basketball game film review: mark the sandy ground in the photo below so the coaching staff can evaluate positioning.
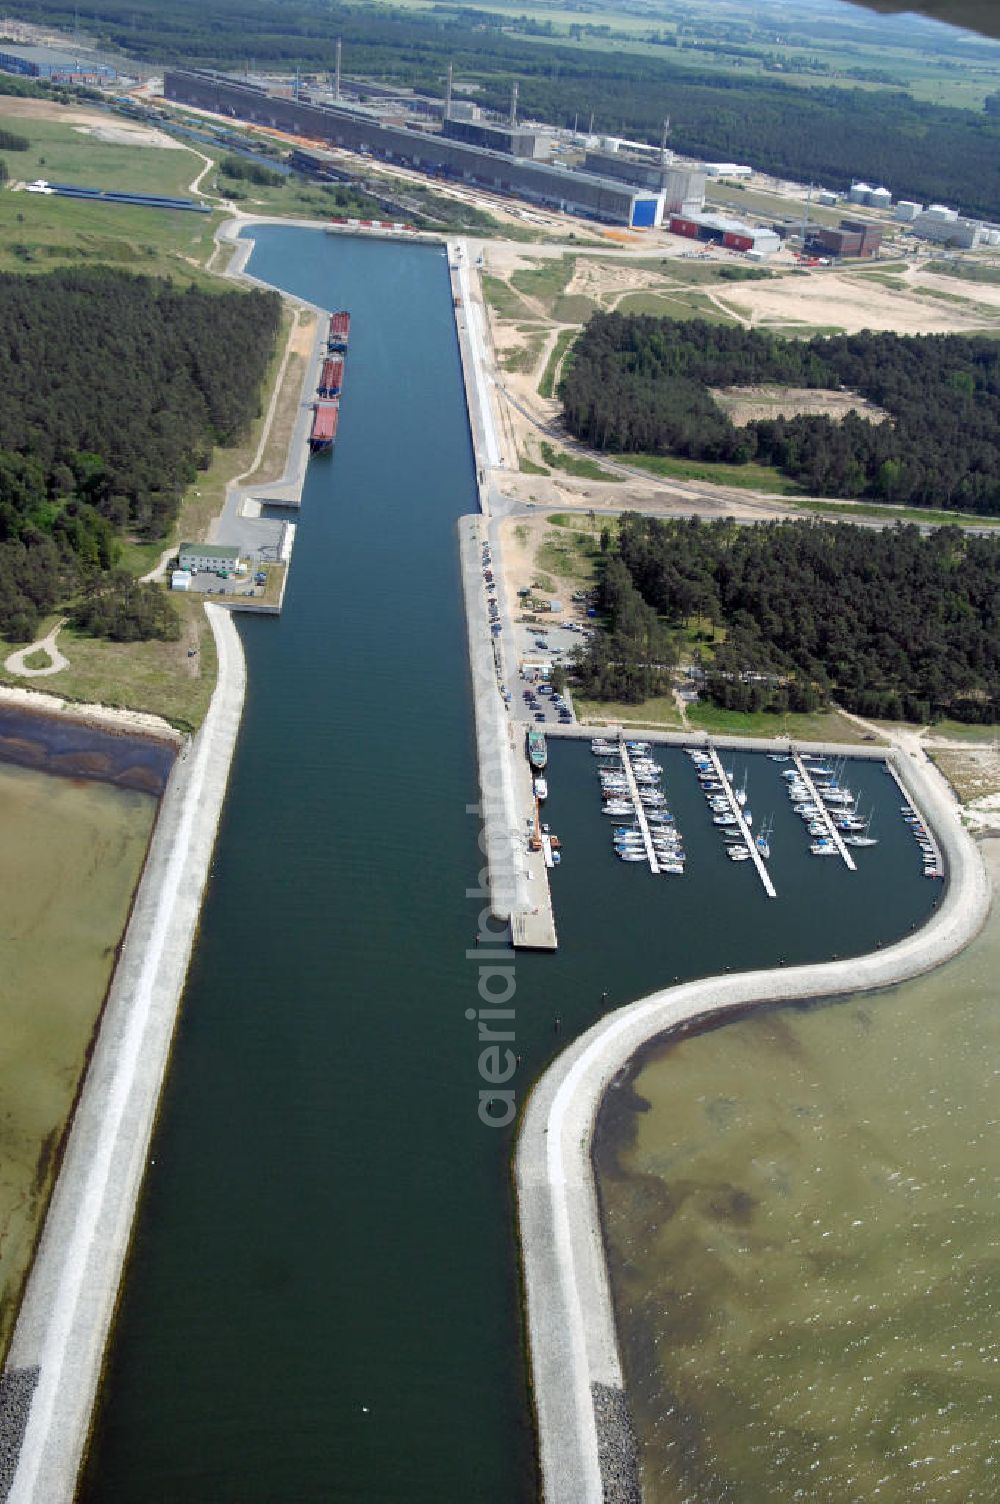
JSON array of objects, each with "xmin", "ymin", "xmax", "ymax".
[
  {"xmin": 72, "ymin": 122, "xmax": 184, "ymax": 149},
  {"xmin": 0, "ymin": 99, "xmax": 124, "ymax": 126},
  {"xmin": 932, "ymin": 744, "xmax": 1000, "ymax": 810},
  {"xmin": 711, "ymin": 385, "xmax": 891, "ymax": 425},
  {"xmin": 0, "ymin": 684, "xmax": 180, "ymax": 741},
  {"xmin": 905, "ymin": 266, "xmax": 1000, "ymax": 312},
  {"xmin": 722, "ymin": 270, "xmax": 1000, "ymax": 333}
]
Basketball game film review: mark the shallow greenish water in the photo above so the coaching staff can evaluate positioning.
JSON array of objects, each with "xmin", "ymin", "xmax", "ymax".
[
  {"xmin": 0, "ymin": 761, "xmax": 155, "ymax": 1351},
  {"xmin": 79, "ymin": 229, "xmax": 938, "ymax": 1503},
  {"xmin": 597, "ymin": 844, "xmax": 999, "ymax": 1504}
]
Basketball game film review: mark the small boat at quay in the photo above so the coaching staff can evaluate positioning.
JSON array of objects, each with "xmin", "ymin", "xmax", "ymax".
[{"xmin": 527, "ymin": 729, "xmax": 547, "ymax": 771}]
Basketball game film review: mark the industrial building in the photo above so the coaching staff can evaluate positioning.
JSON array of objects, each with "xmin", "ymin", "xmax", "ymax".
[
  {"xmin": 165, "ymin": 71, "xmax": 663, "ymax": 226},
  {"xmin": 442, "ymin": 118, "xmax": 547, "ymax": 159},
  {"xmin": 910, "ymin": 206, "xmax": 982, "ymax": 248},
  {"xmin": 809, "ymin": 217, "xmax": 883, "ymax": 258},
  {"xmin": 177, "ymin": 542, "xmax": 240, "ymax": 574},
  {"xmin": 848, "ymin": 182, "xmax": 892, "ymax": 209},
  {"xmin": 702, "ymin": 162, "xmax": 752, "ymax": 179},
  {"xmin": 582, "ymin": 152, "xmax": 706, "ymax": 212},
  {"xmin": 0, "ymin": 43, "xmax": 116, "ymax": 83},
  {"xmin": 895, "ymin": 200, "xmax": 923, "ymax": 222},
  {"xmin": 667, "ymin": 210, "xmax": 781, "ymax": 257}
]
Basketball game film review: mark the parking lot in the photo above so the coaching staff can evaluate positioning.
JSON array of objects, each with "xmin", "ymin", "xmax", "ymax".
[
  {"xmin": 511, "ymin": 617, "xmax": 593, "ymax": 728},
  {"xmin": 178, "ymin": 567, "xmax": 268, "ymax": 600}
]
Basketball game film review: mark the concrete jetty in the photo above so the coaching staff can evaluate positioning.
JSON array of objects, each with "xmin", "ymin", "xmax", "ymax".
[
  {"xmin": 792, "ymin": 753, "xmax": 857, "ymax": 869},
  {"xmin": 617, "ymin": 739, "xmax": 658, "ymax": 874},
  {"xmin": 0, "ymin": 607, "xmax": 247, "ymax": 1503},
  {"xmin": 706, "ymin": 745, "xmax": 776, "ymax": 896},
  {"xmin": 516, "ymin": 747, "xmax": 990, "ymax": 1504}
]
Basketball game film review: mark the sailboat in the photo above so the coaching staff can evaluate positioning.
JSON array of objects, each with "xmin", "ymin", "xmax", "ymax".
[
  {"xmin": 755, "ymin": 815, "xmax": 773, "ymax": 859},
  {"xmin": 845, "ymin": 812, "xmax": 878, "ymax": 848}
]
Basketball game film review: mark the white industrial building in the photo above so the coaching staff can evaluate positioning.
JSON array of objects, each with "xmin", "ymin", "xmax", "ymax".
[
  {"xmin": 702, "ymin": 162, "xmax": 752, "ymax": 179},
  {"xmin": 849, "ymin": 182, "xmax": 892, "ymax": 209},
  {"xmin": 178, "ymin": 542, "xmax": 241, "ymax": 573},
  {"xmin": 911, "ymin": 207, "xmax": 982, "ymax": 248},
  {"xmin": 895, "ymin": 200, "xmax": 923, "ymax": 222}
]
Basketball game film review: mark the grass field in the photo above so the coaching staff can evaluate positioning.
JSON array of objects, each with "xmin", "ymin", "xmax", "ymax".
[
  {"xmin": 0, "ymin": 114, "xmax": 202, "ymax": 196},
  {"xmin": 0, "ymin": 595, "xmax": 217, "ymax": 732},
  {"xmin": 539, "ymin": 327, "xmax": 577, "ymax": 398},
  {"xmin": 535, "ymin": 519, "xmax": 602, "ymax": 589},
  {"xmin": 790, "ymin": 497, "xmax": 1000, "ymax": 529},
  {"xmin": 574, "ymin": 694, "xmax": 685, "ymax": 728},
  {"xmin": 686, "ymin": 703, "xmax": 872, "ymax": 742},
  {"xmin": 620, "ymin": 452, "xmax": 799, "ymax": 493},
  {"xmin": 481, "ymin": 273, "xmax": 535, "ymax": 320},
  {"xmin": 928, "ymin": 259, "xmax": 1000, "ymax": 285},
  {"xmin": 539, "ymin": 440, "xmax": 622, "ymax": 482},
  {"xmin": 615, "ymin": 288, "xmax": 738, "ymax": 322},
  {"xmin": 510, "ymin": 253, "xmax": 576, "ymax": 307}
]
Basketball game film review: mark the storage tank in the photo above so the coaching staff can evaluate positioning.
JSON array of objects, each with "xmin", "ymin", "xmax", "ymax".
[
  {"xmin": 848, "ymin": 182, "xmax": 873, "ymax": 204},
  {"xmin": 869, "ymin": 187, "xmax": 892, "ymax": 209},
  {"xmin": 895, "ymin": 200, "xmax": 923, "ymax": 222}
]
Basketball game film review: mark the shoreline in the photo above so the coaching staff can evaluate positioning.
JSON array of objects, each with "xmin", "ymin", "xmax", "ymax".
[
  {"xmin": 0, "ymin": 605, "xmax": 247, "ymax": 1503},
  {"xmin": 0, "ymin": 683, "xmax": 181, "ymax": 746},
  {"xmin": 514, "ymin": 748, "xmax": 991, "ymax": 1503}
]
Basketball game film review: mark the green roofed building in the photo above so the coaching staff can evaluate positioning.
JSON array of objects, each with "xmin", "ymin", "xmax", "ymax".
[{"xmin": 178, "ymin": 543, "xmax": 240, "ymax": 573}]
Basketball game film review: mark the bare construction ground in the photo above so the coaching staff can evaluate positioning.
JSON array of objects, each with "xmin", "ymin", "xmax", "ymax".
[{"xmin": 711, "ymin": 385, "xmax": 892, "ymax": 426}]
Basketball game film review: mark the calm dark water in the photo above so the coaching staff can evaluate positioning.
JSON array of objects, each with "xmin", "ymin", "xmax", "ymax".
[{"xmin": 81, "ymin": 229, "xmax": 936, "ymax": 1503}]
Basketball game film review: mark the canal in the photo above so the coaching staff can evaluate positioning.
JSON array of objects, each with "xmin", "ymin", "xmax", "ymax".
[{"xmin": 81, "ymin": 228, "xmax": 936, "ymax": 1503}]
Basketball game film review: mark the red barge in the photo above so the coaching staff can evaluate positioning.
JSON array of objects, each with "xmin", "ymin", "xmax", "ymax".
[
  {"xmin": 317, "ymin": 355, "xmax": 344, "ymax": 398},
  {"xmin": 309, "ymin": 400, "xmax": 340, "ymax": 454},
  {"xmin": 327, "ymin": 311, "xmax": 351, "ymax": 353}
]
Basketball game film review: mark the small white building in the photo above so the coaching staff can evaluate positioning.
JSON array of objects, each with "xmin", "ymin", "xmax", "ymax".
[{"xmin": 171, "ymin": 570, "xmax": 191, "ymax": 592}]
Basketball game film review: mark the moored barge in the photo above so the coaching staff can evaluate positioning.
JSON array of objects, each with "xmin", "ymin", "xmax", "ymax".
[{"xmin": 309, "ymin": 400, "xmax": 339, "ymax": 453}]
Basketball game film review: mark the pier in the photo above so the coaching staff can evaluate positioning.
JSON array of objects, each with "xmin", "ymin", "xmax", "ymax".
[
  {"xmin": 791, "ymin": 754, "xmax": 857, "ymax": 871},
  {"xmin": 618, "ymin": 738, "xmax": 658, "ymax": 874},
  {"xmin": 706, "ymin": 747, "xmax": 777, "ymax": 897},
  {"xmin": 886, "ymin": 758, "xmax": 944, "ymax": 877}
]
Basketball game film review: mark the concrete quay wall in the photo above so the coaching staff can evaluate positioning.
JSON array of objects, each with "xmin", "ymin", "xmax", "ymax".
[
  {"xmin": 459, "ymin": 515, "xmax": 524, "ymax": 923},
  {"xmin": 0, "ymin": 606, "xmax": 247, "ymax": 1504},
  {"xmin": 515, "ymin": 748, "xmax": 990, "ymax": 1503}
]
